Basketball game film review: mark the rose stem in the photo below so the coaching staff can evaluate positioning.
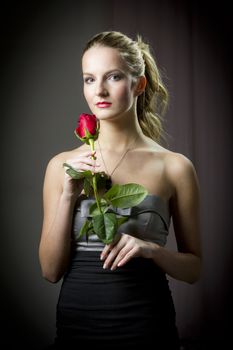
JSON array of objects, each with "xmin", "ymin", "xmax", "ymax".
[{"xmin": 89, "ymin": 138, "xmax": 102, "ymax": 214}]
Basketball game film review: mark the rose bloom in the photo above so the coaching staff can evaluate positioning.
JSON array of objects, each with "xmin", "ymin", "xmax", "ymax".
[{"xmin": 75, "ymin": 113, "xmax": 99, "ymax": 142}]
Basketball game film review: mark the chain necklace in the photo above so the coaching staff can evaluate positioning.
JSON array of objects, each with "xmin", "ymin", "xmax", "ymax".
[{"xmin": 97, "ymin": 135, "xmax": 139, "ymax": 190}]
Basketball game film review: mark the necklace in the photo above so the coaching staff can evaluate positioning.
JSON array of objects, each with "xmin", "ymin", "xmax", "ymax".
[{"xmin": 97, "ymin": 135, "xmax": 139, "ymax": 190}]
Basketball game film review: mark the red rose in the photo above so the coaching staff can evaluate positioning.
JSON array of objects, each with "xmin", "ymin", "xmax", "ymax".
[{"xmin": 75, "ymin": 113, "xmax": 99, "ymax": 145}]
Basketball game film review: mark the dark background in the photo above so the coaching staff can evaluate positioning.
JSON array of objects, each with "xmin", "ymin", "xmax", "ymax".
[{"xmin": 1, "ymin": 0, "xmax": 232, "ymax": 348}]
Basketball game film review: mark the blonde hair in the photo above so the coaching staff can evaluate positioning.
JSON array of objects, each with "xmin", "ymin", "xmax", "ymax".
[{"xmin": 83, "ymin": 31, "xmax": 168, "ymax": 143}]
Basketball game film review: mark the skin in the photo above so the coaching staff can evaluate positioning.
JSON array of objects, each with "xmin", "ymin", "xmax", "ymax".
[{"xmin": 39, "ymin": 45, "xmax": 201, "ymax": 284}]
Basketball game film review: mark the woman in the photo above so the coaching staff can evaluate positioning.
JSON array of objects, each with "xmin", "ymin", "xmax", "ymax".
[{"xmin": 39, "ymin": 31, "xmax": 201, "ymax": 348}]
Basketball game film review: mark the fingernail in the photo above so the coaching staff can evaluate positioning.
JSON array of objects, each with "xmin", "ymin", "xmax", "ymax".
[{"xmin": 103, "ymin": 264, "xmax": 106, "ymax": 269}]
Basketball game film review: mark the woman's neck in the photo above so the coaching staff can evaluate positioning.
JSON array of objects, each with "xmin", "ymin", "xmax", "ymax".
[{"xmin": 97, "ymin": 118, "xmax": 143, "ymax": 151}]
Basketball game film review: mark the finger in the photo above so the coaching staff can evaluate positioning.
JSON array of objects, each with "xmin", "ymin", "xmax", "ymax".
[
  {"xmin": 66, "ymin": 150, "xmax": 97, "ymax": 162},
  {"xmin": 80, "ymin": 151, "xmax": 98, "ymax": 162},
  {"xmin": 100, "ymin": 243, "xmax": 117, "ymax": 261},
  {"xmin": 115, "ymin": 247, "xmax": 138, "ymax": 268},
  {"xmin": 79, "ymin": 163, "xmax": 100, "ymax": 172},
  {"xmin": 100, "ymin": 234, "xmax": 121, "ymax": 261},
  {"xmin": 66, "ymin": 157, "xmax": 100, "ymax": 168},
  {"xmin": 65, "ymin": 158, "xmax": 101, "ymax": 172},
  {"xmin": 103, "ymin": 240, "xmax": 125, "ymax": 269},
  {"xmin": 100, "ymin": 245, "xmax": 111, "ymax": 260},
  {"xmin": 110, "ymin": 245, "xmax": 135, "ymax": 270},
  {"xmin": 75, "ymin": 150, "xmax": 96, "ymax": 158}
]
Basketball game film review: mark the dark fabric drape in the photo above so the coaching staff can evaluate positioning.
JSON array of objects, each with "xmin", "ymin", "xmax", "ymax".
[{"xmin": 1, "ymin": 0, "xmax": 232, "ymax": 348}]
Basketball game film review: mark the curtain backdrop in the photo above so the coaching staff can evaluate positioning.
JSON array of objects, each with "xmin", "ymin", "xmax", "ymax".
[{"xmin": 1, "ymin": 0, "xmax": 232, "ymax": 348}]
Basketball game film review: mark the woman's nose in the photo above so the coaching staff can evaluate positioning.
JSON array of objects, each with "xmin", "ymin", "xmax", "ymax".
[{"xmin": 95, "ymin": 81, "xmax": 109, "ymax": 97}]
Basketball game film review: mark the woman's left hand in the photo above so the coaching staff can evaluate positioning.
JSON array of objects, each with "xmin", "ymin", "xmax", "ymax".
[{"xmin": 100, "ymin": 234, "xmax": 157, "ymax": 270}]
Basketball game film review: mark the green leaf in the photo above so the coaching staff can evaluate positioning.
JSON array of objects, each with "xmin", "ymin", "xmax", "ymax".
[
  {"xmin": 83, "ymin": 177, "xmax": 94, "ymax": 197},
  {"xmin": 63, "ymin": 163, "xmax": 92, "ymax": 180},
  {"xmin": 103, "ymin": 183, "xmax": 148, "ymax": 208},
  {"xmin": 93, "ymin": 213, "xmax": 118, "ymax": 244},
  {"xmin": 117, "ymin": 216, "xmax": 129, "ymax": 227},
  {"xmin": 65, "ymin": 168, "xmax": 83, "ymax": 179},
  {"xmin": 77, "ymin": 219, "xmax": 93, "ymax": 240},
  {"xmin": 89, "ymin": 199, "xmax": 108, "ymax": 216}
]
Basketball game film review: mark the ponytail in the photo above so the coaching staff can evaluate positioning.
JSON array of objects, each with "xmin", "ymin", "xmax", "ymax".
[{"xmin": 136, "ymin": 36, "xmax": 168, "ymax": 143}]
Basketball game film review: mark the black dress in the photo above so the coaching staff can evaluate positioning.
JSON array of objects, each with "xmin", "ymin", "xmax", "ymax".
[{"xmin": 53, "ymin": 195, "xmax": 180, "ymax": 349}]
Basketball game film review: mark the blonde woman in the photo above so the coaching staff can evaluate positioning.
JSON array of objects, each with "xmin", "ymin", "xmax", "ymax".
[{"xmin": 39, "ymin": 31, "xmax": 201, "ymax": 349}]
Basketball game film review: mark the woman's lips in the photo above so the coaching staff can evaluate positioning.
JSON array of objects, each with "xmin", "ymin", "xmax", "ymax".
[{"xmin": 96, "ymin": 102, "xmax": 112, "ymax": 108}]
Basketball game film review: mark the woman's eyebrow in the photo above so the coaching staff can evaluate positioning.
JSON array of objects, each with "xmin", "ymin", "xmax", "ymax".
[{"xmin": 83, "ymin": 69, "xmax": 124, "ymax": 76}]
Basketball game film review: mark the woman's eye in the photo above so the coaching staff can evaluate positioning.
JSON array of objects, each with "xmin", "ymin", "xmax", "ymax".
[
  {"xmin": 84, "ymin": 77, "xmax": 94, "ymax": 84},
  {"xmin": 109, "ymin": 74, "xmax": 121, "ymax": 81}
]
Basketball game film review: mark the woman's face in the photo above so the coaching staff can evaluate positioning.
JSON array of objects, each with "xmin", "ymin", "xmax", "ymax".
[{"xmin": 82, "ymin": 45, "xmax": 138, "ymax": 121}]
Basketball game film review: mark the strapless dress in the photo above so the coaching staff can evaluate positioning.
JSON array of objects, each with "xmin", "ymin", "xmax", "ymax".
[{"xmin": 54, "ymin": 194, "xmax": 180, "ymax": 349}]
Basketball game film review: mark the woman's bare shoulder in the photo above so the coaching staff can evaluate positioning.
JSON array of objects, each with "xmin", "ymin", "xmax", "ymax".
[
  {"xmin": 163, "ymin": 151, "xmax": 196, "ymax": 175},
  {"xmin": 162, "ymin": 151, "xmax": 199, "ymax": 193}
]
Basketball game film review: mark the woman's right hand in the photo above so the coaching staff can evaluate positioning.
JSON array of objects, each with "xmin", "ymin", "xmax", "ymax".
[{"xmin": 63, "ymin": 150, "xmax": 100, "ymax": 199}]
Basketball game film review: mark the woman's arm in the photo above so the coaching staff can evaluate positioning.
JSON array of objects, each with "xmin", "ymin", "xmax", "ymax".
[
  {"xmin": 39, "ymin": 150, "xmax": 99, "ymax": 283},
  {"xmin": 157, "ymin": 153, "xmax": 202, "ymax": 283},
  {"xmin": 101, "ymin": 153, "xmax": 201, "ymax": 284}
]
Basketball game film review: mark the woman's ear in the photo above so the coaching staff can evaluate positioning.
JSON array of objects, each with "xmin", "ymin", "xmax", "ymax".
[{"xmin": 134, "ymin": 76, "xmax": 147, "ymax": 96}]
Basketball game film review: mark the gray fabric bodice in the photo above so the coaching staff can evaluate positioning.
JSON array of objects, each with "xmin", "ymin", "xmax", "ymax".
[{"xmin": 72, "ymin": 194, "xmax": 171, "ymax": 251}]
